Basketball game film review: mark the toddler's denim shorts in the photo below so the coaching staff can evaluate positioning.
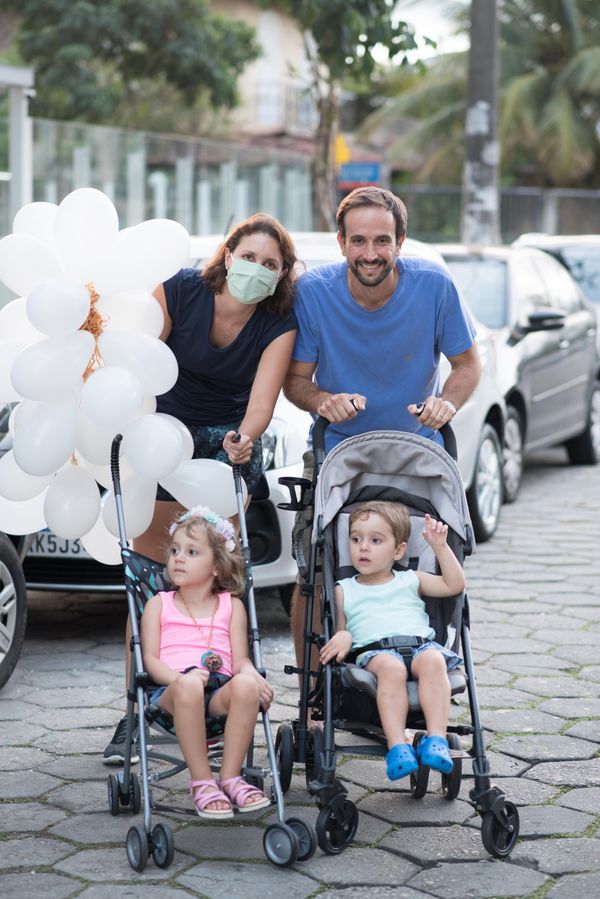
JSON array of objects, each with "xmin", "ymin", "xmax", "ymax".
[
  {"xmin": 356, "ymin": 641, "xmax": 462, "ymax": 672},
  {"xmin": 148, "ymin": 670, "xmax": 231, "ymax": 714}
]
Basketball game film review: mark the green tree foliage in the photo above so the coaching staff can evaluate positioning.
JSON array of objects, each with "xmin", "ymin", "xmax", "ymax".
[
  {"xmin": 258, "ymin": 0, "xmax": 421, "ymax": 227},
  {"xmin": 1, "ymin": 0, "xmax": 259, "ymax": 125},
  {"xmin": 360, "ymin": 0, "xmax": 600, "ymax": 188}
]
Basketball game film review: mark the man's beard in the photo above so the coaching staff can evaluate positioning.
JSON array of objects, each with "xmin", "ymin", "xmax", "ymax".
[{"xmin": 347, "ymin": 257, "xmax": 395, "ymax": 287}]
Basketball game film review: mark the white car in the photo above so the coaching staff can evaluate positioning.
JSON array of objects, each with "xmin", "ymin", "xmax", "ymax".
[{"xmin": 18, "ymin": 231, "xmax": 505, "ymax": 612}]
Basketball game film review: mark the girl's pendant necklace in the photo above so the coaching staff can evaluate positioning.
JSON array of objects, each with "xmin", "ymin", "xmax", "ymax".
[{"xmin": 177, "ymin": 591, "xmax": 223, "ymax": 672}]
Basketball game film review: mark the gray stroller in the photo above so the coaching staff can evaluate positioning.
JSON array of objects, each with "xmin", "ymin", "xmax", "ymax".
[{"xmin": 276, "ymin": 422, "xmax": 520, "ymax": 858}]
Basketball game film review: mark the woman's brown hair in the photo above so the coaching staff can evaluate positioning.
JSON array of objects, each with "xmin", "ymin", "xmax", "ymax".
[{"xmin": 202, "ymin": 213, "xmax": 298, "ymax": 316}]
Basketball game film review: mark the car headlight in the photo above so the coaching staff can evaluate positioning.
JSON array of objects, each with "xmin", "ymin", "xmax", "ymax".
[{"xmin": 262, "ymin": 429, "xmax": 277, "ymax": 470}]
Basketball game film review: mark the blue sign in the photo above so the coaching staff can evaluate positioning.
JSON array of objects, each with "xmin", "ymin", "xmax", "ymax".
[{"xmin": 338, "ymin": 162, "xmax": 381, "ymax": 184}]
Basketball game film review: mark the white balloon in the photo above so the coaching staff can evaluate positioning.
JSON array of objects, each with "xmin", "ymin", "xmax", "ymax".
[
  {"xmin": 0, "ymin": 298, "xmax": 46, "ymax": 345},
  {"xmin": 44, "ymin": 465, "xmax": 101, "ymax": 539},
  {"xmin": 0, "ymin": 342, "xmax": 25, "ymax": 402},
  {"xmin": 156, "ymin": 413, "xmax": 194, "ymax": 461},
  {"xmin": 159, "ymin": 458, "xmax": 245, "ymax": 519},
  {"xmin": 0, "ymin": 233, "xmax": 63, "ymax": 296},
  {"xmin": 13, "ymin": 201, "xmax": 58, "ymax": 249},
  {"xmin": 11, "ymin": 331, "xmax": 95, "ymax": 401},
  {"xmin": 80, "ymin": 511, "xmax": 122, "ymax": 565},
  {"xmin": 96, "ymin": 290, "xmax": 164, "ymax": 337},
  {"xmin": 98, "ymin": 331, "xmax": 178, "ymax": 396},
  {"xmin": 0, "ymin": 450, "xmax": 53, "ymax": 500},
  {"xmin": 94, "ymin": 219, "xmax": 190, "ymax": 295},
  {"xmin": 0, "ymin": 491, "xmax": 48, "ymax": 535},
  {"xmin": 142, "ymin": 395, "xmax": 157, "ymax": 413},
  {"xmin": 102, "ymin": 474, "xmax": 157, "ymax": 539},
  {"xmin": 122, "ymin": 414, "xmax": 183, "ymax": 479},
  {"xmin": 54, "ymin": 188, "xmax": 119, "ymax": 283},
  {"xmin": 80, "ymin": 366, "xmax": 144, "ymax": 429},
  {"xmin": 75, "ymin": 411, "xmax": 119, "ymax": 466},
  {"xmin": 26, "ymin": 276, "xmax": 90, "ymax": 337},
  {"xmin": 12, "ymin": 398, "xmax": 78, "ymax": 476}
]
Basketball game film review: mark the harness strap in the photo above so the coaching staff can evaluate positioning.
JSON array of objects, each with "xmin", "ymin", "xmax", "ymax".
[{"xmin": 347, "ymin": 634, "xmax": 429, "ymax": 664}]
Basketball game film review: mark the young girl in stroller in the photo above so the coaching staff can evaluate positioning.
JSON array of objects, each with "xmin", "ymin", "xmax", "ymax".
[
  {"xmin": 319, "ymin": 500, "xmax": 465, "ymax": 782},
  {"xmin": 140, "ymin": 505, "xmax": 273, "ymax": 819}
]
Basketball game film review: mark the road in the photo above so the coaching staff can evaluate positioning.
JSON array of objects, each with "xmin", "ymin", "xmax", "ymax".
[{"xmin": 1, "ymin": 447, "xmax": 599, "ymax": 898}]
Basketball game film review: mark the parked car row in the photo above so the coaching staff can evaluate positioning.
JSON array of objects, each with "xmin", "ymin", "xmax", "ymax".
[{"xmin": 1, "ymin": 230, "xmax": 598, "ymax": 691}]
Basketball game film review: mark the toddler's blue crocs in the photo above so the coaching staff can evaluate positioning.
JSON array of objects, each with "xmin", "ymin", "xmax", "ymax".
[
  {"xmin": 386, "ymin": 742, "xmax": 418, "ymax": 780},
  {"xmin": 417, "ymin": 735, "xmax": 453, "ymax": 774}
]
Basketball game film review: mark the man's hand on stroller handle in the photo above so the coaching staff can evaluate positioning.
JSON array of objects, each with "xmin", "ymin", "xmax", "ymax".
[
  {"xmin": 320, "ymin": 630, "xmax": 353, "ymax": 665},
  {"xmin": 317, "ymin": 392, "xmax": 366, "ymax": 423},
  {"xmin": 408, "ymin": 395, "xmax": 455, "ymax": 429}
]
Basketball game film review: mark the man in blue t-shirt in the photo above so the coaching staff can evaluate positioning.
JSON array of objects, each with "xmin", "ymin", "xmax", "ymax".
[{"xmin": 283, "ymin": 186, "xmax": 481, "ymax": 671}]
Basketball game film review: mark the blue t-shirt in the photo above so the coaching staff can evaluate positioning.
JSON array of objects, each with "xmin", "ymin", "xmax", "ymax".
[
  {"xmin": 157, "ymin": 268, "xmax": 297, "ymax": 428},
  {"xmin": 292, "ymin": 257, "xmax": 476, "ymax": 452}
]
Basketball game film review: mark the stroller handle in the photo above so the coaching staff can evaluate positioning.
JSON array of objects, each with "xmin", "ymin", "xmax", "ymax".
[{"xmin": 311, "ymin": 416, "xmax": 458, "ymax": 462}]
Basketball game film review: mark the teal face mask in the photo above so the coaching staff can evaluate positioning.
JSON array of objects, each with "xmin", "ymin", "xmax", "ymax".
[{"xmin": 226, "ymin": 257, "xmax": 279, "ymax": 305}]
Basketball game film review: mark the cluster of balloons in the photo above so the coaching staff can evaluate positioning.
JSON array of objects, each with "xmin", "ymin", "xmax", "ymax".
[{"xmin": 0, "ymin": 188, "xmax": 244, "ymax": 564}]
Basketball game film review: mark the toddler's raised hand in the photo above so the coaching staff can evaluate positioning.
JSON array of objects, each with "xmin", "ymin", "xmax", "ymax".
[{"xmin": 422, "ymin": 513, "xmax": 448, "ymax": 547}]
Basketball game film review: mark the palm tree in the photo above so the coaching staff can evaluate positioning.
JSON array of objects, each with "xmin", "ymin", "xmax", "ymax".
[{"xmin": 359, "ymin": 0, "xmax": 600, "ymax": 187}]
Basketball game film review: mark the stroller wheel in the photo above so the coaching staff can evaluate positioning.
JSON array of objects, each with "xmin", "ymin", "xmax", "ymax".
[
  {"xmin": 126, "ymin": 824, "xmax": 149, "ymax": 872},
  {"xmin": 286, "ymin": 816, "xmax": 317, "ymax": 862},
  {"xmin": 151, "ymin": 822, "xmax": 175, "ymax": 869},
  {"xmin": 263, "ymin": 822, "xmax": 299, "ymax": 867},
  {"xmin": 481, "ymin": 800, "xmax": 520, "ymax": 858},
  {"xmin": 275, "ymin": 724, "xmax": 294, "ymax": 794},
  {"xmin": 305, "ymin": 725, "xmax": 323, "ymax": 792},
  {"xmin": 410, "ymin": 733, "xmax": 429, "ymax": 799},
  {"xmin": 128, "ymin": 772, "xmax": 141, "ymax": 813},
  {"xmin": 107, "ymin": 774, "xmax": 120, "ymax": 816},
  {"xmin": 316, "ymin": 797, "xmax": 359, "ymax": 855},
  {"xmin": 441, "ymin": 733, "xmax": 462, "ymax": 800}
]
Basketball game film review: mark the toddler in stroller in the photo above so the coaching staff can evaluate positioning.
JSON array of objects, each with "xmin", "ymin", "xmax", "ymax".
[
  {"xmin": 319, "ymin": 500, "xmax": 464, "ymax": 781},
  {"xmin": 277, "ymin": 424, "xmax": 519, "ymax": 858}
]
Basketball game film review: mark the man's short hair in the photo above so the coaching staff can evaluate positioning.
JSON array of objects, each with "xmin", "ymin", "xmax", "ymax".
[{"xmin": 336, "ymin": 187, "xmax": 408, "ymax": 242}]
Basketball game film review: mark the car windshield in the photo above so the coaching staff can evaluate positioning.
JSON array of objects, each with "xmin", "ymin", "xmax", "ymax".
[
  {"xmin": 559, "ymin": 247, "xmax": 600, "ymax": 306},
  {"xmin": 443, "ymin": 257, "xmax": 508, "ymax": 329}
]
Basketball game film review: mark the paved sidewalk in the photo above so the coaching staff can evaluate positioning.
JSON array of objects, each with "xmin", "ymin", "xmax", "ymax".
[{"xmin": 1, "ymin": 449, "xmax": 599, "ymax": 898}]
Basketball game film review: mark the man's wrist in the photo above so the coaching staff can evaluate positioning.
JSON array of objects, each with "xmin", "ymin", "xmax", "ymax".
[{"xmin": 441, "ymin": 398, "xmax": 457, "ymax": 417}]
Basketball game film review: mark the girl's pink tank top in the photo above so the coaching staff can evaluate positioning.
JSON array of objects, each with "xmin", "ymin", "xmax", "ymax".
[{"xmin": 157, "ymin": 590, "xmax": 234, "ymax": 676}]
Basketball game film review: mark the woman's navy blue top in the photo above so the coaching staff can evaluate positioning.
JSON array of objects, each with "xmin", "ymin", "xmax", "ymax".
[{"xmin": 156, "ymin": 268, "xmax": 297, "ymax": 428}]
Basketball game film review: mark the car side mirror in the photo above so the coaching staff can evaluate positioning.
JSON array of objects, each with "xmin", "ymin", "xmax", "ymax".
[{"xmin": 524, "ymin": 309, "xmax": 566, "ymax": 332}]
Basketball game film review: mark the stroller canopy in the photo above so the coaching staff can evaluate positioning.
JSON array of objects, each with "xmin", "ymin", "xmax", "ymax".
[{"xmin": 313, "ymin": 430, "xmax": 473, "ymax": 545}]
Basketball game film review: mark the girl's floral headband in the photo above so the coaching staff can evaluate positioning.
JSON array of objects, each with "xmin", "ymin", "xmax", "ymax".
[{"xmin": 169, "ymin": 506, "xmax": 236, "ymax": 551}]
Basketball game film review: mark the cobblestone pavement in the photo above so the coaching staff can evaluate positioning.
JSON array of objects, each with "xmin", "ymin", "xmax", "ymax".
[{"xmin": 1, "ymin": 448, "xmax": 599, "ymax": 898}]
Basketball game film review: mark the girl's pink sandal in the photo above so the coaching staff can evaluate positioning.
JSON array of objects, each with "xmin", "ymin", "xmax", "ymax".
[
  {"xmin": 189, "ymin": 778, "xmax": 234, "ymax": 819},
  {"xmin": 219, "ymin": 776, "xmax": 270, "ymax": 813}
]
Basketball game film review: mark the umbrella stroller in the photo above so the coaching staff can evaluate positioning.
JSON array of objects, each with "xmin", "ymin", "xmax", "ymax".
[
  {"xmin": 276, "ymin": 420, "xmax": 520, "ymax": 858},
  {"xmin": 106, "ymin": 434, "xmax": 317, "ymax": 870}
]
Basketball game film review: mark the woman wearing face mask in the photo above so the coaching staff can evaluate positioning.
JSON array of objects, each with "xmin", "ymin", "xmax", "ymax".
[
  {"xmin": 102, "ymin": 214, "xmax": 298, "ymax": 765},
  {"xmin": 134, "ymin": 213, "xmax": 298, "ymax": 561}
]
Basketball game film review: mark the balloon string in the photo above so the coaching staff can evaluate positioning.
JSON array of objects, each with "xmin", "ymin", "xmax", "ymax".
[{"xmin": 82, "ymin": 282, "xmax": 105, "ymax": 381}]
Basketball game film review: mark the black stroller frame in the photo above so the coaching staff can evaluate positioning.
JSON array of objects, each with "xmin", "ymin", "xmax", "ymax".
[
  {"xmin": 106, "ymin": 434, "xmax": 317, "ymax": 870},
  {"xmin": 276, "ymin": 420, "xmax": 520, "ymax": 858}
]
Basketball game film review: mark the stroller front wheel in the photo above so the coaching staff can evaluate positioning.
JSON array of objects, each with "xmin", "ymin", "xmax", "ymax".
[
  {"xmin": 286, "ymin": 816, "xmax": 317, "ymax": 861},
  {"xmin": 126, "ymin": 824, "xmax": 149, "ymax": 872},
  {"xmin": 263, "ymin": 822, "xmax": 299, "ymax": 867},
  {"xmin": 151, "ymin": 822, "xmax": 175, "ymax": 868},
  {"xmin": 441, "ymin": 733, "xmax": 462, "ymax": 800},
  {"xmin": 316, "ymin": 797, "xmax": 359, "ymax": 855},
  {"xmin": 275, "ymin": 724, "xmax": 294, "ymax": 794},
  {"xmin": 410, "ymin": 732, "xmax": 429, "ymax": 799},
  {"xmin": 481, "ymin": 800, "xmax": 520, "ymax": 858}
]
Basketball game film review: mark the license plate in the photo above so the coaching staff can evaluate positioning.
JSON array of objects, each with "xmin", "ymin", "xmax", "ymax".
[{"xmin": 27, "ymin": 530, "xmax": 91, "ymax": 559}]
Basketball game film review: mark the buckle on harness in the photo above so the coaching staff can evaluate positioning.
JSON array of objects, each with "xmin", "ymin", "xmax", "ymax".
[{"xmin": 379, "ymin": 635, "xmax": 426, "ymax": 649}]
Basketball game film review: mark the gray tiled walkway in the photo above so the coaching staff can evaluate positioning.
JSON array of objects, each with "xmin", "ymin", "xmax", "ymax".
[{"xmin": 1, "ymin": 448, "xmax": 599, "ymax": 898}]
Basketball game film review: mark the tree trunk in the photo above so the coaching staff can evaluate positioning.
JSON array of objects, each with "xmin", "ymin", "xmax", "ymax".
[
  {"xmin": 313, "ymin": 85, "xmax": 338, "ymax": 231},
  {"xmin": 461, "ymin": 0, "xmax": 500, "ymax": 244}
]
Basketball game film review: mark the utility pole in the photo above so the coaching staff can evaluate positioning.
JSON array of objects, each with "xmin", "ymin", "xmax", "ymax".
[{"xmin": 461, "ymin": 0, "xmax": 500, "ymax": 245}]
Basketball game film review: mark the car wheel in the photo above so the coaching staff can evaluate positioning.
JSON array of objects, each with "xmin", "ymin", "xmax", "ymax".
[
  {"xmin": 565, "ymin": 383, "xmax": 600, "ymax": 465},
  {"xmin": 502, "ymin": 406, "xmax": 524, "ymax": 503},
  {"xmin": 466, "ymin": 424, "xmax": 503, "ymax": 543},
  {"xmin": 0, "ymin": 533, "xmax": 28, "ymax": 690}
]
